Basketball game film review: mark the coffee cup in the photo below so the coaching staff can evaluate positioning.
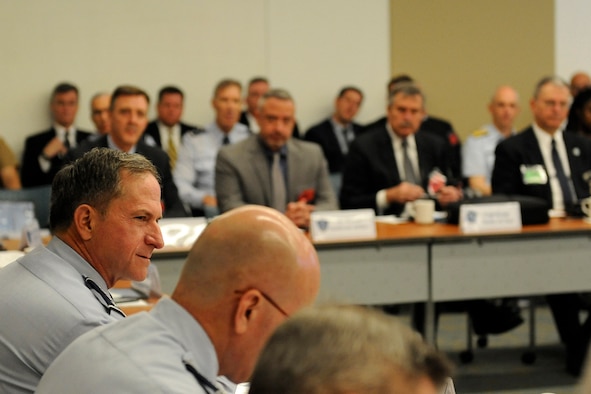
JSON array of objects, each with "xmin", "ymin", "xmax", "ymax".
[
  {"xmin": 581, "ymin": 197, "xmax": 591, "ymax": 218},
  {"xmin": 413, "ymin": 199, "xmax": 435, "ymax": 224}
]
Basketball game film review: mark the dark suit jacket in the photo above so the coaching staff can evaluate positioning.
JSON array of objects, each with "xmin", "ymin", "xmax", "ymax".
[
  {"xmin": 239, "ymin": 110, "xmax": 301, "ymax": 139},
  {"xmin": 492, "ymin": 127, "xmax": 591, "ymax": 206},
  {"xmin": 340, "ymin": 126, "xmax": 451, "ymax": 215},
  {"xmin": 141, "ymin": 120, "xmax": 199, "ymax": 147},
  {"xmin": 68, "ymin": 136, "xmax": 187, "ymax": 217},
  {"xmin": 363, "ymin": 115, "xmax": 462, "ymax": 181},
  {"xmin": 21, "ymin": 128, "xmax": 93, "ymax": 187},
  {"xmin": 304, "ymin": 118, "xmax": 363, "ymax": 173}
]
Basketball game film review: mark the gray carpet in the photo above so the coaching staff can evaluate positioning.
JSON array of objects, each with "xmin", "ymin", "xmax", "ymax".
[{"xmin": 434, "ymin": 305, "xmax": 580, "ymax": 394}]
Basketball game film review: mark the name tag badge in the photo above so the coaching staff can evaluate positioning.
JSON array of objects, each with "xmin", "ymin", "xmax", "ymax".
[
  {"xmin": 310, "ymin": 209, "xmax": 376, "ymax": 242},
  {"xmin": 520, "ymin": 164, "xmax": 547, "ymax": 185}
]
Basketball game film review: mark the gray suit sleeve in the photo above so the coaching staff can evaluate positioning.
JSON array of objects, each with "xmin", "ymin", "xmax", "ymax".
[
  {"xmin": 215, "ymin": 147, "xmax": 248, "ymax": 213},
  {"xmin": 313, "ymin": 153, "xmax": 339, "ymax": 210}
]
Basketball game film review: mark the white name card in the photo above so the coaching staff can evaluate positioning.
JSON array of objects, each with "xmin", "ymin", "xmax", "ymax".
[
  {"xmin": 310, "ymin": 209, "xmax": 376, "ymax": 242},
  {"xmin": 459, "ymin": 202, "xmax": 522, "ymax": 234},
  {"xmin": 159, "ymin": 217, "xmax": 208, "ymax": 249}
]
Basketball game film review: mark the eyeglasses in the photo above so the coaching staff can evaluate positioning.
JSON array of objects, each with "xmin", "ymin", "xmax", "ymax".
[{"xmin": 235, "ymin": 288, "xmax": 289, "ymax": 317}]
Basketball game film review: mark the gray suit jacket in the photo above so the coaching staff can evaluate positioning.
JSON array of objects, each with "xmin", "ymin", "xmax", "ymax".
[{"xmin": 215, "ymin": 135, "xmax": 338, "ymax": 212}]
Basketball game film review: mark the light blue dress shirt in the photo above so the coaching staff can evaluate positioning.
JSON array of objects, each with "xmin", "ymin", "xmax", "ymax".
[
  {"xmin": 37, "ymin": 297, "xmax": 224, "ymax": 394},
  {"xmin": 174, "ymin": 122, "xmax": 249, "ymax": 210},
  {"xmin": 462, "ymin": 123, "xmax": 513, "ymax": 185},
  {"xmin": 0, "ymin": 237, "xmax": 120, "ymax": 394}
]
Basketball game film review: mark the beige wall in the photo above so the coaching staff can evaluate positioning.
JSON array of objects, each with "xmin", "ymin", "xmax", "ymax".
[
  {"xmin": 390, "ymin": 0, "xmax": 554, "ymax": 141},
  {"xmin": 0, "ymin": 1, "xmax": 389, "ymax": 158}
]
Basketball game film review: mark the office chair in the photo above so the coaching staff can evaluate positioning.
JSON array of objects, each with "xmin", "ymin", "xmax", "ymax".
[
  {"xmin": 0, "ymin": 185, "xmax": 52, "ymax": 228},
  {"xmin": 460, "ymin": 297, "xmax": 537, "ymax": 365}
]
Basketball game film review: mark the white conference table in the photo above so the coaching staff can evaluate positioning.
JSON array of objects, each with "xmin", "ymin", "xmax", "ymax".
[{"xmin": 152, "ymin": 217, "xmax": 591, "ymax": 344}]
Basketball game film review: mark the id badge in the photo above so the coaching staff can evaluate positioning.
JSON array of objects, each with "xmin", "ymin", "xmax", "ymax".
[{"xmin": 520, "ymin": 164, "xmax": 548, "ymax": 185}]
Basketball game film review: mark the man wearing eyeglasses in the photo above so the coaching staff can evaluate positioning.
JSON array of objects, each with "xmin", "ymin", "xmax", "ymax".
[{"xmin": 37, "ymin": 205, "xmax": 321, "ymax": 393}]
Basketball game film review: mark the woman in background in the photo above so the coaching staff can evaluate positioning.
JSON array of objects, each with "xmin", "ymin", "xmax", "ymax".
[{"xmin": 0, "ymin": 137, "xmax": 21, "ymax": 189}]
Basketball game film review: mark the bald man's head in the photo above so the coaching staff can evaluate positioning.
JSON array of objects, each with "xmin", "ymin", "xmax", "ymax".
[
  {"xmin": 571, "ymin": 72, "xmax": 591, "ymax": 97},
  {"xmin": 171, "ymin": 205, "xmax": 320, "ymax": 383},
  {"xmin": 488, "ymin": 85, "xmax": 519, "ymax": 135}
]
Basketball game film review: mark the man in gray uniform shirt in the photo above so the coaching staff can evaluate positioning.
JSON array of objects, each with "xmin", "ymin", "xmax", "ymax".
[
  {"xmin": 37, "ymin": 205, "xmax": 320, "ymax": 394},
  {"xmin": 0, "ymin": 148, "xmax": 164, "ymax": 393}
]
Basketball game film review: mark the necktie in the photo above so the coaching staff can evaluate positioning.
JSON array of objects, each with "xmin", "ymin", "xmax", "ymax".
[
  {"xmin": 64, "ymin": 130, "xmax": 71, "ymax": 149},
  {"xmin": 222, "ymin": 135, "xmax": 230, "ymax": 145},
  {"xmin": 167, "ymin": 128, "xmax": 177, "ymax": 170},
  {"xmin": 402, "ymin": 138, "xmax": 419, "ymax": 185},
  {"xmin": 83, "ymin": 275, "xmax": 126, "ymax": 318},
  {"xmin": 271, "ymin": 152, "xmax": 286, "ymax": 212},
  {"xmin": 551, "ymin": 139, "xmax": 574, "ymax": 207},
  {"xmin": 337, "ymin": 126, "xmax": 349, "ymax": 155}
]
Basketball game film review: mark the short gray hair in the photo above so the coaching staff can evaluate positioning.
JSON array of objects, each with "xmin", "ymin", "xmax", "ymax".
[
  {"xmin": 388, "ymin": 82, "xmax": 425, "ymax": 107},
  {"xmin": 533, "ymin": 76, "xmax": 570, "ymax": 99},
  {"xmin": 257, "ymin": 88, "xmax": 294, "ymax": 111},
  {"xmin": 249, "ymin": 305, "xmax": 453, "ymax": 394},
  {"xmin": 50, "ymin": 148, "xmax": 160, "ymax": 233}
]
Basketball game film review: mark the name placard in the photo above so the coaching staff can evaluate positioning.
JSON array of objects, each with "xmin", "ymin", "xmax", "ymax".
[
  {"xmin": 310, "ymin": 209, "xmax": 376, "ymax": 242},
  {"xmin": 459, "ymin": 202, "xmax": 522, "ymax": 234},
  {"xmin": 159, "ymin": 217, "xmax": 208, "ymax": 249}
]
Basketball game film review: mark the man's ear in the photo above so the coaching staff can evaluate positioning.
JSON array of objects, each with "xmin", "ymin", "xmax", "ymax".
[
  {"xmin": 73, "ymin": 204, "xmax": 95, "ymax": 241},
  {"xmin": 233, "ymin": 289, "xmax": 262, "ymax": 335}
]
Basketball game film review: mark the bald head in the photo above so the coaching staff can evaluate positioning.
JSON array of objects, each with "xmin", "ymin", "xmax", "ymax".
[
  {"xmin": 90, "ymin": 93, "xmax": 111, "ymax": 135},
  {"xmin": 488, "ymin": 85, "xmax": 519, "ymax": 136},
  {"xmin": 172, "ymin": 205, "xmax": 320, "ymax": 383},
  {"xmin": 173, "ymin": 205, "xmax": 318, "ymax": 306},
  {"xmin": 571, "ymin": 72, "xmax": 591, "ymax": 97}
]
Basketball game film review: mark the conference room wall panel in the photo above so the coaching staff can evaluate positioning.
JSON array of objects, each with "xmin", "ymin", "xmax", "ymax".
[
  {"xmin": 0, "ymin": 0, "xmax": 389, "ymax": 158},
  {"xmin": 390, "ymin": 0, "xmax": 554, "ymax": 141},
  {"xmin": 555, "ymin": 0, "xmax": 591, "ymax": 80}
]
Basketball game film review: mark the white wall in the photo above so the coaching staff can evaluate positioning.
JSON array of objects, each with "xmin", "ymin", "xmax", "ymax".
[
  {"xmin": 0, "ymin": 0, "xmax": 389, "ymax": 159},
  {"xmin": 555, "ymin": 0, "xmax": 591, "ymax": 82}
]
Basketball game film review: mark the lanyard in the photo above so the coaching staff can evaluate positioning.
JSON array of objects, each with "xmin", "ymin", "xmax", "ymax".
[
  {"xmin": 184, "ymin": 362, "xmax": 222, "ymax": 394},
  {"xmin": 83, "ymin": 275, "xmax": 126, "ymax": 318}
]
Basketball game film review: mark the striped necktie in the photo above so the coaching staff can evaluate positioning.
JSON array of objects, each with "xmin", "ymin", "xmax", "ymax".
[
  {"xmin": 551, "ymin": 138, "xmax": 574, "ymax": 207},
  {"xmin": 167, "ymin": 127, "xmax": 177, "ymax": 170},
  {"xmin": 402, "ymin": 138, "xmax": 420, "ymax": 185},
  {"xmin": 271, "ymin": 152, "xmax": 286, "ymax": 212}
]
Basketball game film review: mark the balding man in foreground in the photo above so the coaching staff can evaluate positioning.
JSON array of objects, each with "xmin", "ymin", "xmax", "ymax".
[
  {"xmin": 37, "ymin": 205, "xmax": 321, "ymax": 393},
  {"xmin": 249, "ymin": 305, "xmax": 453, "ymax": 394}
]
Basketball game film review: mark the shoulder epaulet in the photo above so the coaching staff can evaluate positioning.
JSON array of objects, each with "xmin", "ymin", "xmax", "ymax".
[{"xmin": 470, "ymin": 128, "xmax": 488, "ymax": 138}]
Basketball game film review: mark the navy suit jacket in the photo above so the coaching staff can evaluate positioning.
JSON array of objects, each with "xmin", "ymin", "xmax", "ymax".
[
  {"xmin": 492, "ymin": 127, "xmax": 591, "ymax": 206},
  {"xmin": 340, "ymin": 126, "xmax": 451, "ymax": 215},
  {"xmin": 67, "ymin": 136, "xmax": 187, "ymax": 217},
  {"xmin": 141, "ymin": 120, "xmax": 199, "ymax": 147},
  {"xmin": 304, "ymin": 118, "xmax": 363, "ymax": 173},
  {"xmin": 21, "ymin": 128, "xmax": 92, "ymax": 187}
]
